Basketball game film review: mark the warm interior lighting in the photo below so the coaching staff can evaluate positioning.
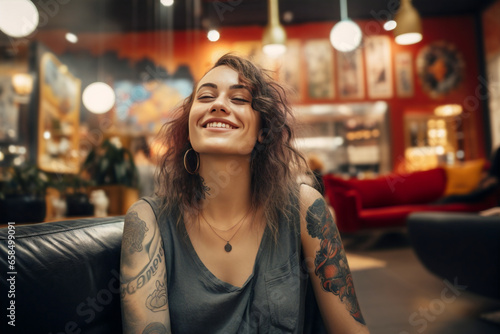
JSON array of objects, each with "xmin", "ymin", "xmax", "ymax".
[
  {"xmin": 394, "ymin": 0, "xmax": 422, "ymax": 45},
  {"xmin": 12, "ymin": 73, "xmax": 33, "ymax": 95},
  {"xmin": 330, "ymin": 0, "xmax": 362, "ymax": 52},
  {"xmin": 82, "ymin": 82, "xmax": 116, "ymax": 114},
  {"xmin": 207, "ymin": 29, "xmax": 220, "ymax": 42},
  {"xmin": 434, "ymin": 104, "xmax": 463, "ymax": 117},
  {"xmin": 383, "ymin": 20, "xmax": 397, "ymax": 31},
  {"xmin": 262, "ymin": 0, "xmax": 287, "ymax": 57},
  {"xmin": 395, "ymin": 33, "xmax": 422, "ymax": 45},
  {"xmin": 65, "ymin": 32, "xmax": 78, "ymax": 43},
  {"xmin": 160, "ymin": 0, "xmax": 174, "ymax": 6},
  {"xmin": 330, "ymin": 20, "xmax": 362, "ymax": 52},
  {"xmin": 0, "ymin": 0, "xmax": 39, "ymax": 38}
]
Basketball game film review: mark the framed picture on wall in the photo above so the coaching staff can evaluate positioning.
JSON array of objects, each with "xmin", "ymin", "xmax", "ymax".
[
  {"xmin": 364, "ymin": 35, "xmax": 393, "ymax": 99},
  {"xmin": 114, "ymin": 67, "xmax": 193, "ymax": 135},
  {"xmin": 37, "ymin": 52, "xmax": 81, "ymax": 174},
  {"xmin": 304, "ymin": 39, "xmax": 335, "ymax": 99},
  {"xmin": 395, "ymin": 52, "xmax": 414, "ymax": 97},
  {"xmin": 277, "ymin": 39, "xmax": 302, "ymax": 101},
  {"xmin": 337, "ymin": 49, "xmax": 365, "ymax": 99}
]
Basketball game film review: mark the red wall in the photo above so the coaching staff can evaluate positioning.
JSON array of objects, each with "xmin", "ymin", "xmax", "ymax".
[
  {"xmin": 36, "ymin": 15, "xmax": 486, "ymax": 170},
  {"xmin": 483, "ymin": 0, "xmax": 500, "ymax": 60}
]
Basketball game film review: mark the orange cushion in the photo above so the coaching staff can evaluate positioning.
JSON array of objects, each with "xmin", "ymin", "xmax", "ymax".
[{"xmin": 444, "ymin": 159, "xmax": 485, "ymax": 196}]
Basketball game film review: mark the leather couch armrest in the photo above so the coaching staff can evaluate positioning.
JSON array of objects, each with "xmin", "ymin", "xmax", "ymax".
[{"xmin": 0, "ymin": 217, "xmax": 125, "ymax": 333}]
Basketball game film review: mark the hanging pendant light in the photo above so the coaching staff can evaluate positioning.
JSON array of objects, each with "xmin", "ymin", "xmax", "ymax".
[
  {"xmin": 82, "ymin": 0, "xmax": 115, "ymax": 114},
  {"xmin": 0, "ymin": 0, "xmax": 39, "ymax": 38},
  {"xmin": 330, "ymin": 0, "xmax": 362, "ymax": 52},
  {"xmin": 262, "ymin": 0, "xmax": 287, "ymax": 57},
  {"xmin": 82, "ymin": 82, "xmax": 116, "ymax": 114},
  {"xmin": 394, "ymin": 0, "xmax": 422, "ymax": 45},
  {"xmin": 207, "ymin": 29, "xmax": 220, "ymax": 42}
]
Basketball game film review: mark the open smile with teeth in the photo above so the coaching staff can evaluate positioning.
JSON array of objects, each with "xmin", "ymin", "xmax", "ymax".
[{"xmin": 205, "ymin": 122, "xmax": 236, "ymax": 129}]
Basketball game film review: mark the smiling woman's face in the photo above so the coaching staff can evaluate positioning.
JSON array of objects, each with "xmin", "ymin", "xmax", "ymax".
[{"xmin": 188, "ymin": 65, "xmax": 261, "ymax": 157}]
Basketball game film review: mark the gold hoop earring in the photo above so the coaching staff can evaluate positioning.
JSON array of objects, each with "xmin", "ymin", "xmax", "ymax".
[{"xmin": 184, "ymin": 148, "xmax": 200, "ymax": 174}]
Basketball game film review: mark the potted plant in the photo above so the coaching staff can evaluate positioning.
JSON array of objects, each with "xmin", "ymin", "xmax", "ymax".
[
  {"xmin": 0, "ymin": 163, "xmax": 49, "ymax": 223},
  {"xmin": 81, "ymin": 137, "xmax": 139, "ymax": 215},
  {"xmin": 51, "ymin": 174, "xmax": 94, "ymax": 217}
]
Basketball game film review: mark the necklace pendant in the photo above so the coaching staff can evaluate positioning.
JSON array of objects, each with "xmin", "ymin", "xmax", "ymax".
[{"xmin": 224, "ymin": 242, "xmax": 232, "ymax": 252}]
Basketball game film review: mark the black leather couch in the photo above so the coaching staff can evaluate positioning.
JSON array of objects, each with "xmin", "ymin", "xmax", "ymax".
[
  {"xmin": 407, "ymin": 212, "xmax": 500, "ymax": 300},
  {"xmin": 0, "ymin": 217, "xmax": 125, "ymax": 334},
  {"xmin": 0, "ymin": 216, "xmax": 328, "ymax": 334}
]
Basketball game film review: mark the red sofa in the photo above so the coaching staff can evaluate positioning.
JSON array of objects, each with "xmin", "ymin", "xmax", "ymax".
[{"xmin": 323, "ymin": 167, "xmax": 497, "ymax": 233}]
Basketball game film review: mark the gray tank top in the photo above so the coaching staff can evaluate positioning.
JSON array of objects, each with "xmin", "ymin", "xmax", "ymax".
[{"xmin": 142, "ymin": 196, "xmax": 323, "ymax": 333}]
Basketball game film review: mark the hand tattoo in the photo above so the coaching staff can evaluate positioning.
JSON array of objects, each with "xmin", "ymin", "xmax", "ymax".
[
  {"xmin": 146, "ymin": 280, "xmax": 168, "ymax": 312},
  {"xmin": 123, "ymin": 211, "xmax": 149, "ymax": 253},
  {"xmin": 306, "ymin": 198, "xmax": 365, "ymax": 325}
]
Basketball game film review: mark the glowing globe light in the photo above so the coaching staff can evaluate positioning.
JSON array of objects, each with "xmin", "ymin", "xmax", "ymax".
[
  {"xmin": 330, "ymin": 19, "xmax": 362, "ymax": 52},
  {"xmin": 207, "ymin": 29, "xmax": 220, "ymax": 42},
  {"xmin": 160, "ymin": 0, "xmax": 174, "ymax": 6},
  {"xmin": 65, "ymin": 32, "xmax": 78, "ymax": 43},
  {"xmin": 82, "ymin": 82, "xmax": 116, "ymax": 114},
  {"xmin": 0, "ymin": 0, "xmax": 39, "ymax": 38},
  {"xmin": 383, "ymin": 20, "xmax": 397, "ymax": 31}
]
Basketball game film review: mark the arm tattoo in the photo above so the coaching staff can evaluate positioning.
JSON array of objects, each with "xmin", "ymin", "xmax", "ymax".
[
  {"xmin": 121, "ymin": 244, "xmax": 165, "ymax": 296},
  {"xmin": 146, "ymin": 280, "xmax": 168, "ymax": 312},
  {"xmin": 123, "ymin": 211, "xmax": 149, "ymax": 253},
  {"xmin": 306, "ymin": 198, "xmax": 365, "ymax": 325},
  {"xmin": 142, "ymin": 322, "xmax": 170, "ymax": 334}
]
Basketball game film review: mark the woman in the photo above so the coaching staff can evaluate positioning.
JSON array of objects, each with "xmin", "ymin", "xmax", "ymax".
[{"xmin": 120, "ymin": 54, "xmax": 369, "ymax": 334}]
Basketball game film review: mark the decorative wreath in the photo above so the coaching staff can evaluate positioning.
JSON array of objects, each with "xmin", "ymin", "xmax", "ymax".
[{"xmin": 416, "ymin": 41, "xmax": 465, "ymax": 98}]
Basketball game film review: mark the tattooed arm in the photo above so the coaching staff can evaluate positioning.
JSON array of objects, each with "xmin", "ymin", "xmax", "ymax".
[
  {"xmin": 300, "ymin": 184, "xmax": 369, "ymax": 334},
  {"xmin": 120, "ymin": 200, "xmax": 171, "ymax": 334}
]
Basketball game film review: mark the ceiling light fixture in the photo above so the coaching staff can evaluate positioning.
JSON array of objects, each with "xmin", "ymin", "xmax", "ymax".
[
  {"xmin": 207, "ymin": 29, "xmax": 220, "ymax": 42},
  {"xmin": 160, "ymin": 0, "xmax": 174, "ymax": 7},
  {"xmin": 383, "ymin": 20, "xmax": 397, "ymax": 31},
  {"xmin": 262, "ymin": 0, "xmax": 287, "ymax": 57},
  {"xmin": 65, "ymin": 32, "xmax": 78, "ymax": 43},
  {"xmin": 82, "ymin": 0, "xmax": 116, "ymax": 115},
  {"xmin": 330, "ymin": 0, "xmax": 362, "ymax": 52},
  {"xmin": 394, "ymin": 0, "xmax": 423, "ymax": 45},
  {"xmin": 0, "ymin": 0, "xmax": 39, "ymax": 38},
  {"xmin": 82, "ymin": 82, "xmax": 116, "ymax": 114}
]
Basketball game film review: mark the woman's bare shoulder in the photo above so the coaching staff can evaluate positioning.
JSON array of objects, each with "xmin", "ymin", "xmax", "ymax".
[
  {"xmin": 299, "ymin": 183, "xmax": 324, "ymax": 211},
  {"xmin": 124, "ymin": 199, "xmax": 159, "ymax": 233}
]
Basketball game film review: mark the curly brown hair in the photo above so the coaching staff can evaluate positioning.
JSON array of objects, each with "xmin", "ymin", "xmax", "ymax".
[{"xmin": 156, "ymin": 54, "xmax": 307, "ymax": 237}]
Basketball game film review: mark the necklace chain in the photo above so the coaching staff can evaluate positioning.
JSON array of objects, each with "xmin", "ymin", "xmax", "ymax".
[
  {"xmin": 205, "ymin": 213, "xmax": 247, "ymax": 232},
  {"xmin": 200, "ymin": 208, "xmax": 252, "ymax": 252}
]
